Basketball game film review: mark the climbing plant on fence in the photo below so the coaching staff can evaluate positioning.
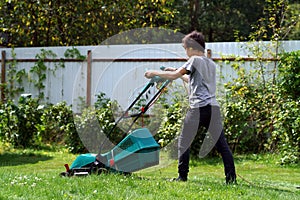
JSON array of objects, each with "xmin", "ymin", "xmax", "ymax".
[
  {"xmin": 1, "ymin": 48, "xmax": 85, "ymax": 103},
  {"xmin": 2, "ymin": 48, "xmax": 26, "ymax": 100},
  {"xmin": 29, "ymin": 49, "xmax": 65, "ymax": 100}
]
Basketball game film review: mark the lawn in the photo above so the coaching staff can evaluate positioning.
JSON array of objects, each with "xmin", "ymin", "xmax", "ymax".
[{"xmin": 0, "ymin": 148, "xmax": 299, "ymax": 200}]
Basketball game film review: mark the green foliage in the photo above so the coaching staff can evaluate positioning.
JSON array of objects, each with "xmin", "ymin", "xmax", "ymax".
[
  {"xmin": 36, "ymin": 102, "xmax": 76, "ymax": 145},
  {"xmin": 155, "ymin": 100, "xmax": 184, "ymax": 148},
  {"xmin": 222, "ymin": 50, "xmax": 300, "ymax": 164},
  {"xmin": 67, "ymin": 110, "xmax": 91, "ymax": 154},
  {"xmin": 0, "ymin": 0, "xmax": 177, "ymax": 47},
  {"xmin": 244, "ymin": 0, "xmax": 299, "ymax": 41},
  {"xmin": 278, "ymin": 50, "xmax": 300, "ymax": 101},
  {"xmin": 273, "ymin": 50, "xmax": 300, "ymax": 164},
  {"xmin": 1, "ymin": 0, "xmax": 298, "ymax": 46},
  {"xmin": 2, "ymin": 48, "xmax": 26, "ymax": 100},
  {"xmin": 0, "ymin": 91, "xmax": 151, "ymax": 154},
  {"xmin": 0, "ymin": 95, "xmax": 42, "ymax": 148},
  {"xmin": 94, "ymin": 92, "xmax": 125, "ymax": 144},
  {"xmin": 173, "ymin": 0, "xmax": 267, "ymax": 42},
  {"xmin": 222, "ymin": 0, "xmax": 300, "ymax": 164},
  {"xmin": 0, "ymin": 97, "xmax": 79, "ymax": 152},
  {"xmin": 270, "ymin": 99, "xmax": 300, "ymax": 164},
  {"xmin": 287, "ymin": 2, "xmax": 300, "ymax": 40},
  {"xmin": 65, "ymin": 93, "xmax": 126, "ymax": 154},
  {"xmin": 64, "ymin": 47, "xmax": 86, "ymax": 60},
  {"xmin": 2, "ymin": 48, "xmax": 83, "ymax": 103},
  {"xmin": 154, "ymin": 86, "xmax": 187, "ymax": 148},
  {"xmin": 223, "ymin": 77, "xmax": 273, "ymax": 153},
  {"xmin": 29, "ymin": 49, "xmax": 64, "ymax": 100},
  {"xmin": 0, "ymin": 100, "xmax": 18, "ymax": 144}
]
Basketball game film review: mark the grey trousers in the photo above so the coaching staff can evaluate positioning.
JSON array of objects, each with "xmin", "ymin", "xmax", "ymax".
[{"xmin": 178, "ymin": 105, "xmax": 236, "ymax": 178}]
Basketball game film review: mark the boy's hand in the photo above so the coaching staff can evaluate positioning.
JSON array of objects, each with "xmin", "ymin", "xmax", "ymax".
[{"xmin": 144, "ymin": 70, "xmax": 156, "ymax": 79}]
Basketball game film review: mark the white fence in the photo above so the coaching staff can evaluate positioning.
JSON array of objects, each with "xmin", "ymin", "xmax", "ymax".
[{"xmin": 1, "ymin": 41, "xmax": 299, "ymax": 112}]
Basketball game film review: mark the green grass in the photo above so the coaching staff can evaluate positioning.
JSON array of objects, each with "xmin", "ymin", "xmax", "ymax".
[{"xmin": 0, "ymin": 149, "xmax": 299, "ymax": 200}]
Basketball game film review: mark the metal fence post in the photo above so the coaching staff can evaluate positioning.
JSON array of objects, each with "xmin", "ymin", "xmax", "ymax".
[
  {"xmin": 86, "ymin": 50, "xmax": 92, "ymax": 106},
  {"xmin": 1, "ymin": 50, "xmax": 6, "ymax": 102}
]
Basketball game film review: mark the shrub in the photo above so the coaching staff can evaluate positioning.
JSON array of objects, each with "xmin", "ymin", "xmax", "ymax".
[
  {"xmin": 36, "ymin": 102, "xmax": 76, "ymax": 145},
  {"xmin": 67, "ymin": 110, "xmax": 91, "ymax": 154},
  {"xmin": 94, "ymin": 93, "xmax": 125, "ymax": 145},
  {"xmin": 221, "ymin": 50, "xmax": 300, "ymax": 164},
  {"xmin": 66, "ymin": 93, "xmax": 126, "ymax": 154},
  {"xmin": 0, "ymin": 100, "xmax": 18, "ymax": 144},
  {"xmin": 0, "ymin": 95, "xmax": 42, "ymax": 148},
  {"xmin": 269, "ymin": 97, "xmax": 300, "ymax": 164},
  {"xmin": 154, "ymin": 86, "xmax": 187, "ymax": 148},
  {"xmin": 278, "ymin": 50, "xmax": 300, "ymax": 101}
]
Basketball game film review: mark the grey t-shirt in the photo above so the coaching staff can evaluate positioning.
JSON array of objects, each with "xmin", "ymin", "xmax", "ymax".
[{"xmin": 182, "ymin": 55, "xmax": 219, "ymax": 108}]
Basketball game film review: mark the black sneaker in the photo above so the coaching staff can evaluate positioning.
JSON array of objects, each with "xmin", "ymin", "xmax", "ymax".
[
  {"xmin": 226, "ymin": 174, "xmax": 237, "ymax": 184},
  {"xmin": 171, "ymin": 176, "xmax": 187, "ymax": 182}
]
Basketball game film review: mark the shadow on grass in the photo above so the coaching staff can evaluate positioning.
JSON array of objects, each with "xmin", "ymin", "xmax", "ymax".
[
  {"xmin": 189, "ymin": 155, "xmax": 223, "ymax": 167},
  {"xmin": 0, "ymin": 151, "xmax": 53, "ymax": 167},
  {"xmin": 237, "ymin": 177, "xmax": 300, "ymax": 194}
]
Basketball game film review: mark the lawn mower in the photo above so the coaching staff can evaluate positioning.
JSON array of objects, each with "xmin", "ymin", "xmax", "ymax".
[{"xmin": 60, "ymin": 67, "xmax": 171, "ymax": 177}]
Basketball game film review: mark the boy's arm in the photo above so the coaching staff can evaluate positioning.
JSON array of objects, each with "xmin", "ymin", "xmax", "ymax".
[
  {"xmin": 164, "ymin": 67, "xmax": 189, "ymax": 83},
  {"xmin": 180, "ymin": 74, "xmax": 189, "ymax": 83},
  {"xmin": 144, "ymin": 67, "xmax": 187, "ymax": 81}
]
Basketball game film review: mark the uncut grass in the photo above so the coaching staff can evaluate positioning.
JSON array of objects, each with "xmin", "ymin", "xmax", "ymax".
[{"xmin": 0, "ymin": 149, "xmax": 299, "ymax": 200}]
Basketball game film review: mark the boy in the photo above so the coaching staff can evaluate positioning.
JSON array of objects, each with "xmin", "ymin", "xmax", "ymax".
[{"xmin": 144, "ymin": 31, "xmax": 236, "ymax": 184}]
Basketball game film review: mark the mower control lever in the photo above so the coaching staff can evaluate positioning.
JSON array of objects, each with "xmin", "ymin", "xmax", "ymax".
[
  {"xmin": 150, "ymin": 76, "xmax": 165, "ymax": 83},
  {"xmin": 149, "ymin": 66, "xmax": 167, "ymax": 83}
]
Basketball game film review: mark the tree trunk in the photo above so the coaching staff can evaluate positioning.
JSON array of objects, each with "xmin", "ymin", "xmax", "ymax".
[{"xmin": 189, "ymin": 0, "xmax": 199, "ymax": 31}]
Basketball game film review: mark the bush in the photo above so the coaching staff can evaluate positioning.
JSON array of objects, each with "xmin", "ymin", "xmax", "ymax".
[
  {"xmin": 0, "ymin": 96, "xmax": 80, "ymax": 150},
  {"xmin": 154, "ymin": 86, "xmax": 187, "ymax": 148},
  {"xmin": 278, "ymin": 50, "xmax": 300, "ymax": 101},
  {"xmin": 221, "ymin": 50, "xmax": 300, "ymax": 164},
  {"xmin": 155, "ymin": 100, "xmax": 184, "ymax": 148},
  {"xmin": 94, "ymin": 93, "xmax": 125, "ymax": 145},
  {"xmin": 0, "ymin": 101, "xmax": 18, "ymax": 144},
  {"xmin": 67, "ymin": 93, "xmax": 126, "ymax": 154},
  {"xmin": 0, "ymin": 95, "xmax": 42, "ymax": 148},
  {"xmin": 36, "ymin": 102, "xmax": 76, "ymax": 145},
  {"xmin": 270, "ymin": 98, "xmax": 300, "ymax": 164},
  {"xmin": 66, "ymin": 110, "xmax": 90, "ymax": 154},
  {"xmin": 222, "ymin": 81, "xmax": 276, "ymax": 154}
]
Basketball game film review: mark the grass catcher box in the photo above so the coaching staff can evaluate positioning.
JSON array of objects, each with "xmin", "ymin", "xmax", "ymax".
[
  {"xmin": 66, "ymin": 128, "xmax": 160, "ymax": 176},
  {"xmin": 102, "ymin": 128, "xmax": 160, "ymax": 172}
]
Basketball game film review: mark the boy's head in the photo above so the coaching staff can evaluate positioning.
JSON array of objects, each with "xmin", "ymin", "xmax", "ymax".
[{"xmin": 182, "ymin": 31, "xmax": 205, "ymax": 52}]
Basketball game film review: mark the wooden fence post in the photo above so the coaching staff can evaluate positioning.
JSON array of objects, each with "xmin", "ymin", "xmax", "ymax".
[
  {"xmin": 86, "ymin": 50, "xmax": 92, "ymax": 106},
  {"xmin": 1, "ymin": 50, "xmax": 6, "ymax": 102},
  {"xmin": 207, "ymin": 49, "xmax": 212, "ymax": 58}
]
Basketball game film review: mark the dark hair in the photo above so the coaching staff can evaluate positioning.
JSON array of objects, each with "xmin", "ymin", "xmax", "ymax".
[{"xmin": 182, "ymin": 31, "xmax": 205, "ymax": 52}]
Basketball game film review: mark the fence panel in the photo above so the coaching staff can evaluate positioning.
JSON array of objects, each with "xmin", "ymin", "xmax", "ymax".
[{"xmin": 1, "ymin": 41, "xmax": 299, "ymax": 112}]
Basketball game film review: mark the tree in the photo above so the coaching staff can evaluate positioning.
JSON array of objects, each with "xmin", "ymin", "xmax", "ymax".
[
  {"xmin": 172, "ymin": 0, "xmax": 267, "ymax": 41},
  {"xmin": 0, "ymin": 0, "xmax": 177, "ymax": 47},
  {"xmin": 1, "ymin": 0, "xmax": 298, "ymax": 47}
]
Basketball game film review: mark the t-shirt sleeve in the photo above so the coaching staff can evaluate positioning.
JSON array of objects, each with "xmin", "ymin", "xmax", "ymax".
[{"xmin": 182, "ymin": 57, "xmax": 195, "ymax": 75}]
